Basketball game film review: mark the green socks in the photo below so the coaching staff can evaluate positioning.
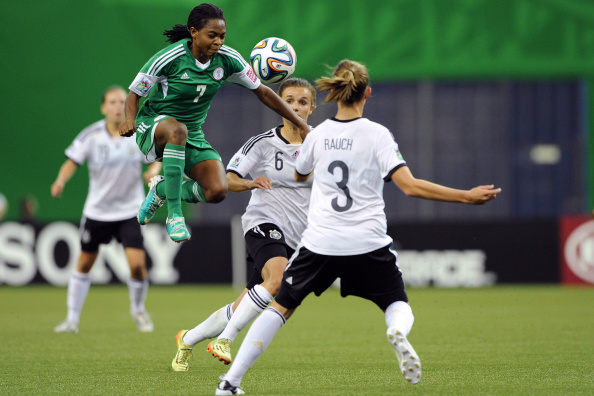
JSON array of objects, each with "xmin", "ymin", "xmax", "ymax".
[
  {"xmin": 155, "ymin": 172, "xmax": 206, "ymax": 205},
  {"xmin": 162, "ymin": 144, "xmax": 185, "ymax": 217},
  {"xmin": 181, "ymin": 181, "xmax": 206, "ymax": 203}
]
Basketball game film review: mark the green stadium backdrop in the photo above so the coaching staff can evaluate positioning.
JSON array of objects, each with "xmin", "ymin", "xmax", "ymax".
[{"xmin": 1, "ymin": 0, "xmax": 594, "ymax": 221}]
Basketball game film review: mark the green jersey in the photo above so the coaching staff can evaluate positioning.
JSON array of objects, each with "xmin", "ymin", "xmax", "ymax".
[{"xmin": 129, "ymin": 39, "xmax": 260, "ymax": 147}]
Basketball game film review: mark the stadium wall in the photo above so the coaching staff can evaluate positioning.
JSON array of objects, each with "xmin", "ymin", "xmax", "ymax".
[{"xmin": 0, "ymin": 220, "xmax": 566, "ymax": 286}]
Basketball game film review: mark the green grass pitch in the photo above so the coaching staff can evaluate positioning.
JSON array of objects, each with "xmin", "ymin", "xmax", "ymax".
[{"xmin": 1, "ymin": 285, "xmax": 592, "ymax": 395}]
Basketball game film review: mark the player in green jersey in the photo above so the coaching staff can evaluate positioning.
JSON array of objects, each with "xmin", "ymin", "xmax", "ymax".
[{"xmin": 119, "ymin": 3, "xmax": 309, "ymax": 243}]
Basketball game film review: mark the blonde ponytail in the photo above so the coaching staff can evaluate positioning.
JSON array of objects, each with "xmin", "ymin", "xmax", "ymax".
[{"xmin": 315, "ymin": 60, "xmax": 369, "ymax": 104}]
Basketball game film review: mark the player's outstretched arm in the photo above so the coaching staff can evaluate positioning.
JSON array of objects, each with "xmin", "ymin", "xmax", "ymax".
[
  {"xmin": 119, "ymin": 91, "xmax": 140, "ymax": 137},
  {"xmin": 226, "ymin": 172, "xmax": 272, "ymax": 192},
  {"xmin": 51, "ymin": 159, "xmax": 79, "ymax": 198},
  {"xmin": 252, "ymin": 84, "xmax": 309, "ymax": 140},
  {"xmin": 391, "ymin": 166, "xmax": 501, "ymax": 205}
]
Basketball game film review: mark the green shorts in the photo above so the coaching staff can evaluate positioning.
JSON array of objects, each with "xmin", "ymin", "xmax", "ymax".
[{"xmin": 135, "ymin": 114, "xmax": 222, "ymax": 175}]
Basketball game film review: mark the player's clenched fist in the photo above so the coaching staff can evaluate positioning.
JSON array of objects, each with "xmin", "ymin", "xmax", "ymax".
[{"xmin": 119, "ymin": 119, "xmax": 137, "ymax": 137}]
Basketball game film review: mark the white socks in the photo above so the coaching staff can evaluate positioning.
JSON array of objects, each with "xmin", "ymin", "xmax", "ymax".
[
  {"xmin": 384, "ymin": 301, "xmax": 414, "ymax": 336},
  {"xmin": 66, "ymin": 271, "xmax": 91, "ymax": 324},
  {"xmin": 183, "ymin": 303, "xmax": 234, "ymax": 346},
  {"xmin": 218, "ymin": 285, "xmax": 273, "ymax": 342},
  {"xmin": 223, "ymin": 306, "xmax": 286, "ymax": 387},
  {"xmin": 127, "ymin": 277, "xmax": 149, "ymax": 314}
]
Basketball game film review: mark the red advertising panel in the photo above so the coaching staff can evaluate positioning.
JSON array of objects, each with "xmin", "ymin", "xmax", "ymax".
[{"xmin": 560, "ymin": 216, "xmax": 594, "ymax": 285}]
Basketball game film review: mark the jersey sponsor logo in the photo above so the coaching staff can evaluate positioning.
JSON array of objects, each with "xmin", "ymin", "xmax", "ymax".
[
  {"xmin": 269, "ymin": 229, "xmax": 282, "ymax": 240},
  {"xmin": 285, "ymin": 276, "xmax": 293, "ymax": 284},
  {"xmin": 246, "ymin": 67, "xmax": 258, "ymax": 83},
  {"xmin": 213, "ymin": 67, "xmax": 224, "ymax": 81},
  {"xmin": 137, "ymin": 122, "xmax": 150, "ymax": 134},
  {"xmin": 136, "ymin": 122, "xmax": 149, "ymax": 133},
  {"xmin": 135, "ymin": 78, "xmax": 151, "ymax": 95},
  {"xmin": 181, "ymin": 72, "xmax": 190, "ymax": 80},
  {"xmin": 394, "ymin": 147, "xmax": 403, "ymax": 160},
  {"xmin": 252, "ymin": 225, "xmax": 265, "ymax": 237},
  {"xmin": 230, "ymin": 155, "xmax": 242, "ymax": 168},
  {"xmin": 293, "ymin": 150, "xmax": 300, "ymax": 158}
]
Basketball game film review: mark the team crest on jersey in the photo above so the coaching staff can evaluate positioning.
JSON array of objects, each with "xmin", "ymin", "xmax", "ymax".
[
  {"xmin": 269, "ymin": 229, "xmax": 282, "ymax": 240},
  {"xmin": 230, "ymin": 155, "xmax": 242, "ymax": 167},
  {"xmin": 213, "ymin": 67, "xmax": 224, "ymax": 81},
  {"xmin": 135, "ymin": 78, "xmax": 151, "ymax": 95}
]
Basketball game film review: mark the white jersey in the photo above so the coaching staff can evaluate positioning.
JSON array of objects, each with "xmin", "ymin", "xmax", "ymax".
[
  {"xmin": 65, "ymin": 119, "xmax": 147, "ymax": 222},
  {"xmin": 295, "ymin": 117, "xmax": 406, "ymax": 255},
  {"xmin": 227, "ymin": 126, "xmax": 313, "ymax": 249}
]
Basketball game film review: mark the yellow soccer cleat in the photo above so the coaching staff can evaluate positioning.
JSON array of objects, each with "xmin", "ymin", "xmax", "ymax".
[
  {"xmin": 207, "ymin": 338, "xmax": 232, "ymax": 365},
  {"xmin": 171, "ymin": 330, "xmax": 193, "ymax": 371}
]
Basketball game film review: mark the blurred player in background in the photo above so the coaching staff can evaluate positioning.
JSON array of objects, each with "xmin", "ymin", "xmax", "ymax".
[
  {"xmin": 19, "ymin": 195, "xmax": 41, "ymax": 228},
  {"xmin": 215, "ymin": 60, "xmax": 502, "ymax": 395},
  {"xmin": 51, "ymin": 85, "xmax": 162, "ymax": 333},
  {"xmin": 171, "ymin": 78, "xmax": 316, "ymax": 371},
  {"xmin": 119, "ymin": 3, "xmax": 309, "ymax": 243}
]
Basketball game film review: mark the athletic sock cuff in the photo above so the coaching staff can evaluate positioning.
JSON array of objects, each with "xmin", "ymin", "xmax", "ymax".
[{"xmin": 249, "ymin": 285, "xmax": 273, "ymax": 311}]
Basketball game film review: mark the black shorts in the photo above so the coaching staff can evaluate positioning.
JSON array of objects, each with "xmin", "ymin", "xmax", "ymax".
[
  {"xmin": 245, "ymin": 223, "xmax": 294, "ymax": 289},
  {"xmin": 275, "ymin": 244, "xmax": 408, "ymax": 311},
  {"xmin": 80, "ymin": 216, "xmax": 144, "ymax": 253}
]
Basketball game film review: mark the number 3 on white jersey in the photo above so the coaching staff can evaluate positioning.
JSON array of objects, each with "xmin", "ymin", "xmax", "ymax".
[{"xmin": 328, "ymin": 160, "xmax": 353, "ymax": 212}]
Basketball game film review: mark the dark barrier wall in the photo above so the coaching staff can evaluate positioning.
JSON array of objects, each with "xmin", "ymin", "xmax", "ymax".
[
  {"xmin": 2, "ymin": 0, "xmax": 594, "ymax": 224},
  {"xmin": 0, "ymin": 220, "xmax": 559, "ymax": 286},
  {"xmin": 388, "ymin": 220, "xmax": 559, "ymax": 284}
]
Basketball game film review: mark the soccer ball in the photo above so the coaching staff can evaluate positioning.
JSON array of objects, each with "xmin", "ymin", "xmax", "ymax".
[{"xmin": 250, "ymin": 37, "xmax": 296, "ymax": 84}]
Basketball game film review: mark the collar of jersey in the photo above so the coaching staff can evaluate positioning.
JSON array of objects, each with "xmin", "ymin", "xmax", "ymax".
[
  {"xmin": 331, "ymin": 117, "xmax": 362, "ymax": 123},
  {"xmin": 183, "ymin": 39, "xmax": 212, "ymax": 70}
]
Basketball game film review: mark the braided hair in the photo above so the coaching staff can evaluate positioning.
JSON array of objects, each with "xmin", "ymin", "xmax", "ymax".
[{"xmin": 163, "ymin": 3, "xmax": 225, "ymax": 43}]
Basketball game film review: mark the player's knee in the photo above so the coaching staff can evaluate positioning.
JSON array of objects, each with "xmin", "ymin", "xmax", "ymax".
[
  {"xmin": 77, "ymin": 262, "xmax": 93, "ymax": 273},
  {"xmin": 129, "ymin": 263, "xmax": 146, "ymax": 280},
  {"xmin": 168, "ymin": 124, "xmax": 188, "ymax": 144},
  {"xmin": 264, "ymin": 277, "xmax": 282, "ymax": 296},
  {"xmin": 205, "ymin": 186, "xmax": 227, "ymax": 203}
]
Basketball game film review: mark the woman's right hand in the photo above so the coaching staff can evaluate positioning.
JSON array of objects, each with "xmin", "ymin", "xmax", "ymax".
[
  {"xmin": 250, "ymin": 176, "xmax": 272, "ymax": 190},
  {"xmin": 119, "ymin": 119, "xmax": 137, "ymax": 137},
  {"xmin": 51, "ymin": 181, "xmax": 64, "ymax": 198}
]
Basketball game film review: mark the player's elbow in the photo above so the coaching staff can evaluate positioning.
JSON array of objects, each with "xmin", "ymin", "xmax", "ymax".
[
  {"xmin": 399, "ymin": 183, "xmax": 422, "ymax": 198},
  {"xmin": 295, "ymin": 170, "xmax": 311, "ymax": 182}
]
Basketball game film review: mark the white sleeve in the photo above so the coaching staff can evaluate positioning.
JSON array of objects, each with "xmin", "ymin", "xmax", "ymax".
[
  {"xmin": 65, "ymin": 132, "xmax": 91, "ymax": 165},
  {"xmin": 377, "ymin": 129, "xmax": 407, "ymax": 180},
  {"xmin": 226, "ymin": 140, "xmax": 260, "ymax": 178},
  {"xmin": 129, "ymin": 73, "xmax": 161, "ymax": 97},
  {"xmin": 295, "ymin": 133, "xmax": 316, "ymax": 176},
  {"xmin": 226, "ymin": 64, "xmax": 261, "ymax": 90}
]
